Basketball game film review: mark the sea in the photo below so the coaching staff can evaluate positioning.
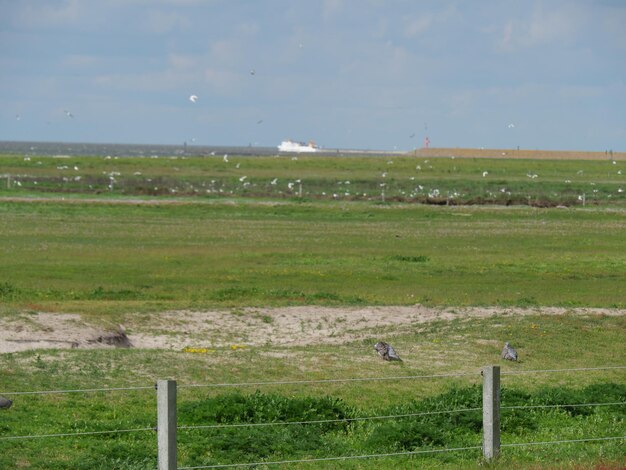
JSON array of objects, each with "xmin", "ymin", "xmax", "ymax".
[
  {"xmin": 0, "ymin": 140, "xmax": 396, "ymax": 158},
  {"xmin": 0, "ymin": 140, "xmax": 276, "ymax": 157}
]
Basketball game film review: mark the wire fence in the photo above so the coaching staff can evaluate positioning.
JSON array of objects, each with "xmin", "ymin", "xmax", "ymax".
[
  {"xmin": 0, "ymin": 384, "xmax": 154, "ymax": 396},
  {"xmin": 174, "ymin": 436, "xmax": 626, "ymax": 470},
  {"xmin": 2, "ymin": 365, "xmax": 622, "ymax": 397},
  {"xmin": 0, "ymin": 365, "xmax": 624, "ymax": 468},
  {"xmin": 177, "ymin": 371, "xmax": 478, "ymax": 389},
  {"xmin": 0, "ymin": 427, "xmax": 155, "ymax": 441},
  {"xmin": 177, "ymin": 407, "xmax": 485, "ymax": 431}
]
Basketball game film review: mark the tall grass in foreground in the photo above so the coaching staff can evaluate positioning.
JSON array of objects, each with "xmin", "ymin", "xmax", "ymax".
[{"xmin": 0, "ymin": 314, "xmax": 624, "ymax": 468}]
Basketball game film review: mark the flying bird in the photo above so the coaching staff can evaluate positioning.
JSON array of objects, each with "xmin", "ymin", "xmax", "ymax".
[
  {"xmin": 189, "ymin": 94, "xmax": 198, "ymax": 103},
  {"xmin": 64, "ymin": 109, "xmax": 74, "ymax": 118},
  {"xmin": 374, "ymin": 341, "xmax": 402, "ymax": 361},
  {"xmin": 223, "ymin": 154, "xmax": 229, "ymax": 162},
  {"xmin": 0, "ymin": 396, "xmax": 13, "ymax": 409},
  {"xmin": 501, "ymin": 342, "xmax": 518, "ymax": 361}
]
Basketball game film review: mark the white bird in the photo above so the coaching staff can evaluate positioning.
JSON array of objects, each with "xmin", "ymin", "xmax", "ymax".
[
  {"xmin": 482, "ymin": 171, "xmax": 489, "ymax": 177},
  {"xmin": 507, "ymin": 123, "xmax": 515, "ymax": 128},
  {"xmin": 239, "ymin": 176, "xmax": 247, "ymax": 182},
  {"xmin": 223, "ymin": 154, "xmax": 229, "ymax": 162},
  {"xmin": 64, "ymin": 109, "xmax": 74, "ymax": 118},
  {"xmin": 270, "ymin": 178, "xmax": 278, "ymax": 185},
  {"xmin": 189, "ymin": 95, "xmax": 198, "ymax": 103}
]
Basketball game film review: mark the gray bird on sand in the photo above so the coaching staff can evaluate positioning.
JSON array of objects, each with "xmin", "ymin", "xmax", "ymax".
[
  {"xmin": 0, "ymin": 396, "xmax": 13, "ymax": 409},
  {"xmin": 374, "ymin": 341, "xmax": 402, "ymax": 361},
  {"xmin": 501, "ymin": 342, "xmax": 518, "ymax": 361}
]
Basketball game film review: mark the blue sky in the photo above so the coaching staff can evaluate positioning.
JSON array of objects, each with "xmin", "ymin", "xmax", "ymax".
[{"xmin": 1, "ymin": 0, "xmax": 625, "ymax": 151}]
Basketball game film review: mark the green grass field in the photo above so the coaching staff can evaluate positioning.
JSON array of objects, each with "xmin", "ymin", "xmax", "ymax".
[
  {"xmin": 1, "ymin": 199, "xmax": 625, "ymax": 313},
  {"xmin": 1, "ymin": 152, "xmax": 625, "ymax": 206},
  {"xmin": 0, "ymin": 152, "xmax": 624, "ymax": 468}
]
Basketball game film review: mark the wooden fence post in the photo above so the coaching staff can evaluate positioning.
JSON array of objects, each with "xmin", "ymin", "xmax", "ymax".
[
  {"xmin": 157, "ymin": 379, "xmax": 177, "ymax": 470},
  {"xmin": 482, "ymin": 365, "xmax": 500, "ymax": 461}
]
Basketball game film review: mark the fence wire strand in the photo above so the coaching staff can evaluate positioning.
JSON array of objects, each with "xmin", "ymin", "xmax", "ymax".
[
  {"xmin": 177, "ymin": 436, "xmax": 625, "ymax": 469},
  {"xmin": 177, "ymin": 445, "xmax": 484, "ymax": 469},
  {"xmin": 1, "ymin": 365, "xmax": 622, "ymax": 396},
  {"xmin": 0, "ymin": 427, "xmax": 155, "ymax": 441},
  {"xmin": 501, "ymin": 365, "xmax": 626, "ymax": 375},
  {"xmin": 0, "ymin": 385, "xmax": 154, "ymax": 396},
  {"xmin": 178, "ymin": 371, "xmax": 477, "ymax": 389},
  {"xmin": 501, "ymin": 401, "xmax": 625, "ymax": 411},
  {"xmin": 501, "ymin": 435, "xmax": 625, "ymax": 448},
  {"xmin": 178, "ymin": 407, "xmax": 483, "ymax": 431}
]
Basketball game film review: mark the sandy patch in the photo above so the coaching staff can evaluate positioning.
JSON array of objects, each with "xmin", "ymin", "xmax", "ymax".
[{"xmin": 0, "ymin": 306, "xmax": 623, "ymax": 354}]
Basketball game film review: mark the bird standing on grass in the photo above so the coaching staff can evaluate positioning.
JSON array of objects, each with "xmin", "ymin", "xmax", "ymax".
[
  {"xmin": 374, "ymin": 341, "xmax": 402, "ymax": 361},
  {"xmin": 0, "ymin": 396, "xmax": 13, "ymax": 409},
  {"xmin": 501, "ymin": 342, "xmax": 518, "ymax": 361}
]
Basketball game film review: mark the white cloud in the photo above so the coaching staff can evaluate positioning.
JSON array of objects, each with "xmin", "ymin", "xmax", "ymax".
[
  {"xmin": 142, "ymin": 9, "xmax": 191, "ymax": 34},
  {"xmin": 62, "ymin": 54, "xmax": 99, "ymax": 68},
  {"xmin": 203, "ymin": 67, "xmax": 243, "ymax": 95},
  {"xmin": 12, "ymin": 0, "xmax": 84, "ymax": 28},
  {"xmin": 403, "ymin": 15, "xmax": 432, "ymax": 38},
  {"xmin": 498, "ymin": 3, "xmax": 583, "ymax": 51},
  {"xmin": 322, "ymin": 0, "xmax": 343, "ymax": 22},
  {"xmin": 558, "ymin": 85, "xmax": 603, "ymax": 99}
]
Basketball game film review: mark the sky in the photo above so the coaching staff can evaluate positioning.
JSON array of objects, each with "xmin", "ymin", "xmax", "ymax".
[{"xmin": 1, "ymin": 0, "xmax": 625, "ymax": 151}]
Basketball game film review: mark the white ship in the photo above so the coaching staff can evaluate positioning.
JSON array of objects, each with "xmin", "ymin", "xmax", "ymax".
[{"xmin": 277, "ymin": 140, "xmax": 319, "ymax": 153}]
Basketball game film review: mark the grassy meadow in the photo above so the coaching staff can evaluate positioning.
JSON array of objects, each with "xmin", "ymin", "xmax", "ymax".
[
  {"xmin": 0, "ymin": 151, "xmax": 625, "ymax": 468},
  {"xmin": 0, "ymin": 152, "xmax": 625, "ymax": 206},
  {"xmin": 1, "ymin": 198, "xmax": 625, "ymax": 313}
]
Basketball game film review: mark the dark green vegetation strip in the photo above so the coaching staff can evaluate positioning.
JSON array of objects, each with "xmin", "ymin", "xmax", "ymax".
[{"xmin": 0, "ymin": 200, "xmax": 624, "ymax": 311}]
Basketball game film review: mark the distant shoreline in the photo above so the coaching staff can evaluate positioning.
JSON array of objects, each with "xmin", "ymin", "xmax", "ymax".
[{"xmin": 0, "ymin": 140, "xmax": 623, "ymax": 160}]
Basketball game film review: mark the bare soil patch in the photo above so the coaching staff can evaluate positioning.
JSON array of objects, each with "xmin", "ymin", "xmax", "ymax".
[{"xmin": 1, "ymin": 306, "xmax": 623, "ymax": 354}]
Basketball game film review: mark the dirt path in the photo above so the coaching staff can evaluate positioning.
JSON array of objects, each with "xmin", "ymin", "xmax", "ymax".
[{"xmin": 1, "ymin": 306, "xmax": 623, "ymax": 354}]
